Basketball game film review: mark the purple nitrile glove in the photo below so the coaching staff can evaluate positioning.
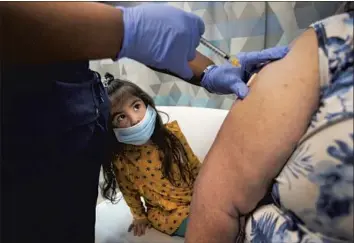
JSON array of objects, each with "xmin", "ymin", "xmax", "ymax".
[
  {"xmin": 201, "ymin": 45, "xmax": 289, "ymax": 98},
  {"xmin": 201, "ymin": 64, "xmax": 249, "ymax": 98},
  {"xmin": 236, "ymin": 45, "xmax": 290, "ymax": 75},
  {"xmin": 117, "ymin": 4, "xmax": 205, "ymax": 80}
]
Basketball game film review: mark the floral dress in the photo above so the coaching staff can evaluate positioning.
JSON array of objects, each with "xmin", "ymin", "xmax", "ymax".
[{"xmin": 244, "ymin": 12, "xmax": 353, "ymax": 243}]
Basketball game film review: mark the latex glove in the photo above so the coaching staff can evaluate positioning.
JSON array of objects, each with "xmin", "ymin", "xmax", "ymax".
[
  {"xmin": 201, "ymin": 64, "xmax": 249, "ymax": 98},
  {"xmin": 118, "ymin": 4, "xmax": 205, "ymax": 80},
  {"xmin": 128, "ymin": 218, "xmax": 151, "ymax": 237},
  {"xmin": 201, "ymin": 45, "xmax": 289, "ymax": 98},
  {"xmin": 237, "ymin": 45, "xmax": 290, "ymax": 78}
]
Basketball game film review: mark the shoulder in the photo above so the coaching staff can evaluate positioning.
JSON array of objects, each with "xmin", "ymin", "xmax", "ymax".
[
  {"xmin": 165, "ymin": 120, "xmax": 183, "ymax": 135},
  {"xmin": 165, "ymin": 120, "xmax": 189, "ymax": 143}
]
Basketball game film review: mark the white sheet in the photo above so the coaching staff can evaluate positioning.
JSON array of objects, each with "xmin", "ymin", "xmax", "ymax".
[{"xmin": 95, "ymin": 106, "xmax": 228, "ymax": 243}]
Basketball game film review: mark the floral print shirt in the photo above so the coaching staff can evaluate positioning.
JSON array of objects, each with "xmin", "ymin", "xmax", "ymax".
[{"xmin": 245, "ymin": 12, "xmax": 353, "ymax": 243}]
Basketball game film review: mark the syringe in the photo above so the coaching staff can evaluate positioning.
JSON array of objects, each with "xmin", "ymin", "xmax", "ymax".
[
  {"xmin": 200, "ymin": 37, "xmax": 240, "ymax": 67},
  {"xmin": 200, "ymin": 37, "xmax": 257, "ymax": 87}
]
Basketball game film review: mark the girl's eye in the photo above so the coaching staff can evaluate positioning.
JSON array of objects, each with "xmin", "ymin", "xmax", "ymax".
[
  {"xmin": 117, "ymin": 114, "xmax": 125, "ymax": 122},
  {"xmin": 133, "ymin": 103, "xmax": 140, "ymax": 111}
]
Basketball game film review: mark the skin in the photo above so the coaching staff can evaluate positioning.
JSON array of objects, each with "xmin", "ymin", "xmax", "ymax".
[
  {"xmin": 2, "ymin": 2, "xmax": 124, "ymax": 63},
  {"xmin": 128, "ymin": 218, "xmax": 151, "ymax": 237},
  {"xmin": 189, "ymin": 51, "xmax": 215, "ymax": 80},
  {"xmin": 1, "ymin": 2, "xmax": 214, "ymax": 83},
  {"xmin": 186, "ymin": 28, "xmax": 320, "ymax": 243}
]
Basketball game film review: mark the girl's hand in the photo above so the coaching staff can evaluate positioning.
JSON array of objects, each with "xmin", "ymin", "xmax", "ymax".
[{"xmin": 128, "ymin": 218, "xmax": 151, "ymax": 236}]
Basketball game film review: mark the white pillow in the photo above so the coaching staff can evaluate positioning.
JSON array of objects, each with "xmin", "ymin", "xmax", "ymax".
[{"xmin": 157, "ymin": 106, "xmax": 228, "ymax": 161}]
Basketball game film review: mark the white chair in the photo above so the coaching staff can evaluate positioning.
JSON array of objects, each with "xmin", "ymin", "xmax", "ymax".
[{"xmin": 95, "ymin": 106, "xmax": 229, "ymax": 243}]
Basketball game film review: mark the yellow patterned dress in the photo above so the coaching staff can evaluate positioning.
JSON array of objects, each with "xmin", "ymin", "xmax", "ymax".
[{"xmin": 114, "ymin": 121, "xmax": 201, "ymax": 235}]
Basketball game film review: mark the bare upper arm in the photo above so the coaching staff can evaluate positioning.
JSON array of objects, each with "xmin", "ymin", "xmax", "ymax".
[{"xmin": 197, "ymin": 28, "xmax": 321, "ymax": 214}]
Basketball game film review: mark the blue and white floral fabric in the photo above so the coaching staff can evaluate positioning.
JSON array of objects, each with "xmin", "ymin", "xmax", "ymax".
[{"xmin": 245, "ymin": 12, "xmax": 353, "ymax": 243}]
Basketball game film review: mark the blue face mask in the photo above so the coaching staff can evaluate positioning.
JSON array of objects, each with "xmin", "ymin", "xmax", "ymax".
[{"xmin": 113, "ymin": 105, "xmax": 157, "ymax": 146}]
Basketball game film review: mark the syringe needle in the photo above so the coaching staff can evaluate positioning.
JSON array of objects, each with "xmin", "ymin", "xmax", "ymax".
[{"xmin": 200, "ymin": 37, "xmax": 240, "ymax": 67}]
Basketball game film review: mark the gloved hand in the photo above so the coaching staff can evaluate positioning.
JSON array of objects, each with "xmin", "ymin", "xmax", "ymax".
[
  {"xmin": 237, "ymin": 45, "xmax": 290, "ymax": 76},
  {"xmin": 201, "ymin": 45, "xmax": 289, "ymax": 98},
  {"xmin": 117, "ymin": 4, "xmax": 205, "ymax": 80},
  {"xmin": 201, "ymin": 64, "xmax": 248, "ymax": 98}
]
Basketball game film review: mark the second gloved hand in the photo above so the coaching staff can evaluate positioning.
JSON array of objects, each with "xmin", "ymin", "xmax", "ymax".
[
  {"xmin": 201, "ymin": 64, "xmax": 249, "ymax": 98},
  {"xmin": 117, "ymin": 4, "xmax": 205, "ymax": 80},
  {"xmin": 236, "ymin": 45, "xmax": 289, "ymax": 76},
  {"xmin": 201, "ymin": 45, "xmax": 289, "ymax": 98}
]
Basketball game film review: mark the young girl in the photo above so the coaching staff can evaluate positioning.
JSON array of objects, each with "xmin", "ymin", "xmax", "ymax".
[{"xmin": 101, "ymin": 74, "xmax": 201, "ymax": 237}]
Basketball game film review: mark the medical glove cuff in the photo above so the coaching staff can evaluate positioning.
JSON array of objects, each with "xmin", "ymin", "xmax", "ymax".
[
  {"xmin": 115, "ymin": 7, "xmax": 136, "ymax": 60},
  {"xmin": 201, "ymin": 65, "xmax": 218, "ymax": 93}
]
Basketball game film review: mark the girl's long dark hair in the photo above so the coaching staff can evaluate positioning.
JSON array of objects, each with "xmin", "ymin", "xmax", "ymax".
[{"xmin": 101, "ymin": 73, "xmax": 193, "ymax": 203}]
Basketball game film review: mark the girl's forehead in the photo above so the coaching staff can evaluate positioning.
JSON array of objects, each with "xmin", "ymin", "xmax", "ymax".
[{"xmin": 110, "ymin": 93, "xmax": 141, "ymax": 110}]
